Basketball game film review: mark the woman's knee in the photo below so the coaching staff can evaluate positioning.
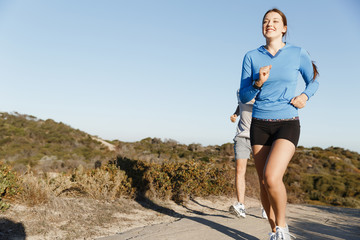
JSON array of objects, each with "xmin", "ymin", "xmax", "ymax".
[{"xmin": 263, "ymin": 173, "xmax": 282, "ymax": 189}]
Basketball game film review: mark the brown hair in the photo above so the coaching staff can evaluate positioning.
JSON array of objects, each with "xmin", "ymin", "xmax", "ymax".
[
  {"xmin": 264, "ymin": 8, "xmax": 319, "ymax": 80},
  {"xmin": 312, "ymin": 61, "xmax": 319, "ymax": 80},
  {"xmin": 263, "ymin": 8, "xmax": 287, "ymax": 37}
]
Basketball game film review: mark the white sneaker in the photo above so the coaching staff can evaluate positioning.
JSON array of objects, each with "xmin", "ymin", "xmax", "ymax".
[
  {"xmin": 269, "ymin": 232, "xmax": 276, "ymax": 240},
  {"xmin": 274, "ymin": 224, "xmax": 296, "ymax": 240},
  {"xmin": 229, "ymin": 202, "xmax": 246, "ymax": 218},
  {"xmin": 262, "ymin": 207, "xmax": 268, "ymax": 219}
]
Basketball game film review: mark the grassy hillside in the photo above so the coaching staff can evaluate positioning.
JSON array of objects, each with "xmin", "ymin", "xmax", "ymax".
[
  {"xmin": 0, "ymin": 112, "xmax": 115, "ymax": 172},
  {"xmin": 113, "ymin": 138, "xmax": 360, "ymax": 208},
  {"xmin": 0, "ymin": 112, "xmax": 359, "ymax": 209},
  {"xmin": 286, "ymin": 146, "xmax": 360, "ymax": 207},
  {"xmin": 113, "ymin": 137, "xmax": 234, "ymax": 164}
]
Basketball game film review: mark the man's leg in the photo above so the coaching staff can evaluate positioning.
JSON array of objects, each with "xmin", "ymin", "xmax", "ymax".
[
  {"xmin": 235, "ymin": 157, "xmax": 248, "ymax": 204},
  {"xmin": 230, "ymin": 137, "xmax": 251, "ymax": 218}
]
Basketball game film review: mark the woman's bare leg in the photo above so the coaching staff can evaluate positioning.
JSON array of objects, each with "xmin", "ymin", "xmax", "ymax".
[
  {"xmin": 252, "ymin": 144, "xmax": 276, "ymax": 231},
  {"xmin": 264, "ymin": 139, "xmax": 295, "ymax": 228}
]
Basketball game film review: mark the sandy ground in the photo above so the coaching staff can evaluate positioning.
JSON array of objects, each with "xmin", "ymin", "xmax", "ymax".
[
  {"xmin": 1, "ymin": 196, "xmax": 359, "ymax": 239},
  {"xmin": 96, "ymin": 197, "xmax": 360, "ymax": 240}
]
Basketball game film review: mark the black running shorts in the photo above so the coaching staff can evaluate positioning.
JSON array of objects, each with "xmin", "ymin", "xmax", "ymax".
[{"xmin": 250, "ymin": 118, "xmax": 301, "ymax": 147}]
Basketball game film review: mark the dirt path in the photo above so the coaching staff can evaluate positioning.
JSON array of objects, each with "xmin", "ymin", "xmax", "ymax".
[
  {"xmin": 1, "ymin": 196, "xmax": 359, "ymax": 239},
  {"xmin": 97, "ymin": 199, "xmax": 360, "ymax": 240},
  {"xmin": 92, "ymin": 136, "xmax": 116, "ymax": 151}
]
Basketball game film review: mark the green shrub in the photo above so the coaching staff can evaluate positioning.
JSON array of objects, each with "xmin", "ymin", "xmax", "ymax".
[{"xmin": 0, "ymin": 164, "xmax": 21, "ymax": 210}]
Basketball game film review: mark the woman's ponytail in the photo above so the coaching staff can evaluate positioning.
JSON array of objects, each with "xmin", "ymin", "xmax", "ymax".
[{"xmin": 312, "ymin": 61, "xmax": 319, "ymax": 80}]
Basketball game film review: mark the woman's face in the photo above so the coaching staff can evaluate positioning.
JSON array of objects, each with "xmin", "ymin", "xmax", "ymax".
[{"xmin": 262, "ymin": 12, "xmax": 287, "ymax": 40}]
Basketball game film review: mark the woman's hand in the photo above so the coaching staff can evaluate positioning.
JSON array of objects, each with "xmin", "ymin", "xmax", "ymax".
[
  {"xmin": 256, "ymin": 65, "xmax": 272, "ymax": 87},
  {"xmin": 230, "ymin": 114, "xmax": 237, "ymax": 123},
  {"xmin": 290, "ymin": 93, "xmax": 308, "ymax": 109}
]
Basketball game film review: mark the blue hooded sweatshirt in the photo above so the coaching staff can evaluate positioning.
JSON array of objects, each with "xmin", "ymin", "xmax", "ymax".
[{"xmin": 239, "ymin": 43, "xmax": 319, "ymax": 120}]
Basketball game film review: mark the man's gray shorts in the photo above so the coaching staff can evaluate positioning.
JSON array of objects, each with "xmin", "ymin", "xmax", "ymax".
[{"xmin": 233, "ymin": 136, "xmax": 252, "ymax": 160}]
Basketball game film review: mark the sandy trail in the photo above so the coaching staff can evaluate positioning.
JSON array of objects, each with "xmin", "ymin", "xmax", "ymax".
[
  {"xmin": 97, "ymin": 197, "xmax": 360, "ymax": 240},
  {"xmin": 92, "ymin": 136, "xmax": 116, "ymax": 151}
]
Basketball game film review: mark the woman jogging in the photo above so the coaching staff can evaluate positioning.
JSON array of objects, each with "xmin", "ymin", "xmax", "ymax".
[{"xmin": 239, "ymin": 8, "xmax": 319, "ymax": 240}]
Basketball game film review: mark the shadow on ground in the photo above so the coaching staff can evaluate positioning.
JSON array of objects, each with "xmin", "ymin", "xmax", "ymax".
[
  {"xmin": 134, "ymin": 195, "xmax": 258, "ymax": 240},
  {"xmin": 0, "ymin": 218, "xmax": 26, "ymax": 240},
  {"xmin": 289, "ymin": 204, "xmax": 360, "ymax": 240}
]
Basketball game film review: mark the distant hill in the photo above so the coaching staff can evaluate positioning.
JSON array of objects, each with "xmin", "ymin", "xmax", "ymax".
[
  {"xmin": 0, "ymin": 112, "xmax": 115, "ymax": 172},
  {"xmin": 113, "ymin": 137, "xmax": 235, "ymax": 164}
]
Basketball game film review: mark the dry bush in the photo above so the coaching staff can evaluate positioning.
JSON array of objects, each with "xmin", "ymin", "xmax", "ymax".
[
  {"xmin": 17, "ymin": 171, "xmax": 51, "ymax": 206},
  {"xmin": 14, "ymin": 164, "xmax": 134, "ymax": 208},
  {"xmin": 142, "ymin": 159, "xmax": 234, "ymax": 203},
  {"xmin": 51, "ymin": 165, "xmax": 134, "ymax": 200}
]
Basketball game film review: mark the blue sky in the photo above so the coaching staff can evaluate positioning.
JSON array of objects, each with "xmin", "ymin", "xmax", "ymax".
[{"xmin": 0, "ymin": 0, "xmax": 359, "ymax": 153}]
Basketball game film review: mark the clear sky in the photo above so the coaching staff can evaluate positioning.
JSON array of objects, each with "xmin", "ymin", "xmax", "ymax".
[{"xmin": 0, "ymin": 0, "xmax": 359, "ymax": 153}]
